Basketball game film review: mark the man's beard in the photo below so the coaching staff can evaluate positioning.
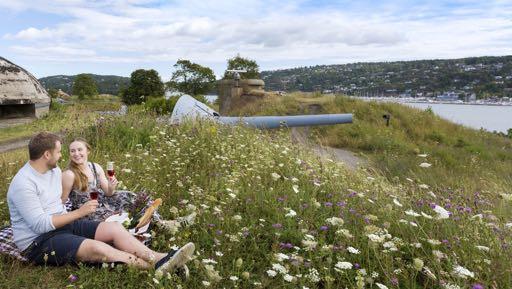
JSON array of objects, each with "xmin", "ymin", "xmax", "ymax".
[{"xmin": 47, "ymin": 160, "xmax": 58, "ymax": 169}]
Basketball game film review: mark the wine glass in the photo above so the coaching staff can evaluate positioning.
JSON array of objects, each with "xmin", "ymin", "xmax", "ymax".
[{"xmin": 107, "ymin": 161, "xmax": 115, "ymax": 179}]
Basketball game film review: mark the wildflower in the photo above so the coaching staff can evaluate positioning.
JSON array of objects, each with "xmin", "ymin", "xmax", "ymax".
[
  {"xmin": 267, "ymin": 269, "xmax": 277, "ymax": 277},
  {"xmin": 326, "ymin": 217, "xmax": 344, "ymax": 226},
  {"xmin": 417, "ymin": 154, "xmax": 428, "ymax": 157},
  {"xmin": 272, "ymin": 223, "xmax": 283, "ymax": 229},
  {"xmin": 320, "ymin": 225, "xmax": 329, "ymax": 231},
  {"xmin": 202, "ymin": 258, "xmax": 218, "ymax": 264},
  {"xmin": 271, "ymin": 172, "xmax": 281, "ymax": 180},
  {"xmin": 419, "ymin": 184, "xmax": 429, "ymax": 189},
  {"xmin": 306, "ymin": 268, "xmax": 320, "ymax": 283},
  {"xmin": 272, "ymin": 263, "xmax": 288, "ymax": 274},
  {"xmin": 419, "ymin": 162, "xmax": 432, "ymax": 168},
  {"xmin": 283, "ymin": 274, "xmax": 294, "ymax": 282},
  {"xmin": 393, "ymin": 199, "xmax": 403, "ymax": 207},
  {"xmin": 347, "ymin": 246, "xmax": 360, "ymax": 254},
  {"xmin": 205, "ymin": 264, "xmax": 222, "ymax": 281},
  {"xmin": 376, "ymin": 283, "xmax": 389, "ymax": 289},
  {"xmin": 413, "ymin": 258, "xmax": 424, "ymax": 271},
  {"xmin": 275, "ymin": 253, "xmax": 290, "ymax": 262},
  {"xmin": 236, "ymin": 258, "xmax": 243, "ymax": 268},
  {"xmin": 292, "ymin": 185, "xmax": 299, "ymax": 193},
  {"xmin": 472, "ymin": 283, "xmax": 484, "ymax": 289},
  {"xmin": 475, "ymin": 245, "xmax": 490, "ymax": 252},
  {"xmin": 229, "ymin": 276, "xmax": 239, "ymax": 281},
  {"xmin": 121, "ymin": 168, "xmax": 132, "ymax": 173},
  {"xmin": 302, "ymin": 240, "xmax": 318, "ymax": 251},
  {"xmin": 405, "ymin": 210, "xmax": 421, "ymax": 217},
  {"xmin": 452, "ymin": 265, "xmax": 475, "ymax": 279},
  {"xmin": 68, "ymin": 274, "xmax": 78, "ymax": 283},
  {"xmin": 202, "ymin": 280, "xmax": 211, "ymax": 286},
  {"xmin": 335, "ymin": 261, "xmax": 353, "ymax": 270},
  {"xmin": 242, "ymin": 272, "xmax": 250, "ymax": 279},
  {"xmin": 433, "ymin": 205, "xmax": 450, "ymax": 219},
  {"xmin": 367, "ymin": 233, "xmax": 385, "ymax": 243},
  {"xmin": 285, "ymin": 208, "xmax": 297, "ymax": 217}
]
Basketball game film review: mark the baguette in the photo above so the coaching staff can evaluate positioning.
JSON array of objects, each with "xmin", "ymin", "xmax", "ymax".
[{"xmin": 136, "ymin": 198, "xmax": 162, "ymax": 229}]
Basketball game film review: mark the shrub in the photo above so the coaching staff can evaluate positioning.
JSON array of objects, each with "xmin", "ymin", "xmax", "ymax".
[{"xmin": 145, "ymin": 96, "xmax": 179, "ymax": 115}]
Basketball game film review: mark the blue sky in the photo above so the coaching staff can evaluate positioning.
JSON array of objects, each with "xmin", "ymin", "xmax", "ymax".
[{"xmin": 1, "ymin": 0, "xmax": 511, "ymax": 79}]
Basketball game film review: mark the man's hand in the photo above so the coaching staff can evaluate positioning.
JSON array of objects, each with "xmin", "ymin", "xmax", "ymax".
[{"xmin": 77, "ymin": 200, "xmax": 99, "ymax": 217}]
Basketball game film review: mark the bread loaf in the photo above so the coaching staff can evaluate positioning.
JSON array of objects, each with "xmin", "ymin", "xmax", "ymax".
[{"xmin": 136, "ymin": 198, "xmax": 162, "ymax": 229}]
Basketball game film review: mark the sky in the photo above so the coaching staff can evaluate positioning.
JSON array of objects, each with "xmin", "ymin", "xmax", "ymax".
[{"xmin": 1, "ymin": 0, "xmax": 511, "ymax": 80}]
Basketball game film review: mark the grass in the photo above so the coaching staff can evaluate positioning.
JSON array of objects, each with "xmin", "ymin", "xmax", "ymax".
[
  {"xmin": 232, "ymin": 92, "xmax": 512, "ymax": 193},
  {"xmin": 0, "ymin": 101, "xmax": 121, "ymax": 143},
  {"xmin": 1, "ymin": 100, "xmax": 511, "ymax": 288}
]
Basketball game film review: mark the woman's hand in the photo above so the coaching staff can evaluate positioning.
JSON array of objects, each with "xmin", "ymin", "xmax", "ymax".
[
  {"xmin": 108, "ymin": 175, "xmax": 119, "ymax": 189},
  {"xmin": 78, "ymin": 200, "xmax": 99, "ymax": 217}
]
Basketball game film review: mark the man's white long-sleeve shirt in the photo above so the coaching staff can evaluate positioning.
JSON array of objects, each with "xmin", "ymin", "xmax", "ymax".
[{"xmin": 7, "ymin": 162, "xmax": 66, "ymax": 251}]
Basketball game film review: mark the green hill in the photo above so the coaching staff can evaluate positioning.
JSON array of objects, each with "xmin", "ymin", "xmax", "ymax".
[
  {"xmin": 39, "ymin": 74, "xmax": 130, "ymax": 95},
  {"xmin": 261, "ymin": 55, "xmax": 512, "ymax": 99}
]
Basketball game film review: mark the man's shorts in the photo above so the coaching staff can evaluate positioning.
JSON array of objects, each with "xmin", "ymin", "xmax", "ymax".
[{"xmin": 23, "ymin": 220, "xmax": 100, "ymax": 266}]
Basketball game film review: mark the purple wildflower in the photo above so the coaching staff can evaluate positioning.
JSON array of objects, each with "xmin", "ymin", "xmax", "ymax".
[
  {"xmin": 337, "ymin": 201, "xmax": 346, "ymax": 207},
  {"xmin": 472, "ymin": 284, "xmax": 484, "ymax": 289},
  {"xmin": 68, "ymin": 274, "xmax": 78, "ymax": 283},
  {"xmin": 280, "ymin": 242, "xmax": 294, "ymax": 249},
  {"xmin": 354, "ymin": 263, "xmax": 360, "ymax": 269},
  {"xmin": 272, "ymin": 223, "xmax": 283, "ymax": 229},
  {"xmin": 390, "ymin": 277, "xmax": 399, "ymax": 286},
  {"xmin": 320, "ymin": 225, "xmax": 329, "ymax": 231},
  {"xmin": 324, "ymin": 202, "xmax": 333, "ymax": 207}
]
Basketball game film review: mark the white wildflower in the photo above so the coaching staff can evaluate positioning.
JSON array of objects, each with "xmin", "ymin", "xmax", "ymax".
[
  {"xmin": 419, "ymin": 162, "xmax": 432, "ymax": 168},
  {"xmin": 405, "ymin": 210, "xmax": 421, "ymax": 217},
  {"xmin": 292, "ymin": 185, "xmax": 299, "ymax": 193},
  {"xmin": 417, "ymin": 154, "xmax": 428, "ymax": 157},
  {"xmin": 393, "ymin": 199, "xmax": 403, "ymax": 207},
  {"xmin": 418, "ymin": 184, "xmax": 429, "ymax": 189},
  {"xmin": 326, "ymin": 217, "xmax": 344, "ymax": 226},
  {"xmin": 229, "ymin": 276, "xmax": 239, "ymax": 281},
  {"xmin": 274, "ymin": 253, "xmax": 289, "ymax": 262},
  {"xmin": 285, "ymin": 209, "xmax": 297, "ymax": 218},
  {"xmin": 347, "ymin": 246, "xmax": 360, "ymax": 254},
  {"xmin": 335, "ymin": 261, "xmax": 353, "ymax": 270},
  {"xmin": 283, "ymin": 274, "xmax": 294, "ymax": 282},
  {"xmin": 376, "ymin": 283, "xmax": 389, "ymax": 289},
  {"xmin": 452, "ymin": 265, "xmax": 474, "ymax": 279},
  {"xmin": 272, "ymin": 263, "xmax": 288, "ymax": 274},
  {"xmin": 271, "ymin": 172, "xmax": 281, "ymax": 180},
  {"xmin": 476, "ymin": 245, "xmax": 490, "ymax": 252},
  {"xmin": 433, "ymin": 205, "xmax": 450, "ymax": 219},
  {"xmin": 266, "ymin": 269, "xmax": 277, "ymax": 277}
]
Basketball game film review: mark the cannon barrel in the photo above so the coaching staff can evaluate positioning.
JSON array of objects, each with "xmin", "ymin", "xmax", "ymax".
[
  {"xmin": 218, "ymin": 114, "xmax": 352, "ymax": 129},
  {"xmin": 170, "ymin": 94, "xmax": 353, "ymax": 128}
]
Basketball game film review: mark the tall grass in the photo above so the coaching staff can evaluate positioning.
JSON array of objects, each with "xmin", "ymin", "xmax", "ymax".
[
  {"xmin": 232, "ymin": 93, "xmax": 512, "ymax": 193},
  {"xmin": 1, "ymin": 105, "xmax": 511, "ymax": 288}
]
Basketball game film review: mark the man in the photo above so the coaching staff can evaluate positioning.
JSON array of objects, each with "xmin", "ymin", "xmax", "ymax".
[{"xmin": 7, "ymin": 132, "xmax": 194, "ymax": 274}]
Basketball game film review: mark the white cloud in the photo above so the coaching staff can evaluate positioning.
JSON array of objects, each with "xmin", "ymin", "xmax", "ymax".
[{"xmin": 1, "ymin": 0, "xmax": 511, "ymax": 77}]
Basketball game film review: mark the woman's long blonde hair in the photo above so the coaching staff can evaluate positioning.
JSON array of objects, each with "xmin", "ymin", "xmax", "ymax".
[{"xmin": 67, "ymin": 138, "xmax": 92, "ymax": 192}]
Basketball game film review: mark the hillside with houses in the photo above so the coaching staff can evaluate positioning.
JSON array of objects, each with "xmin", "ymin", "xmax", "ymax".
[{"xmin": 261, "ymin": 55, "xmax": 512, "ymax": 100}]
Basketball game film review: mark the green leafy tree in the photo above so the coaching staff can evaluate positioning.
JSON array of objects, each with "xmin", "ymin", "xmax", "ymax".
[
  {"xmin": 72, "ymin": 74, "xmax": 98, "ymax": 99},
  {"xmin": 223, "ymin": 55, "xmax": 260, "ymax": 79},
  {"xmin": 167, "ymin": 59, "xmax": 216, "ymax": 96},
  {"xmin": 122, "ymin": 69, "xmax": 164, "ymax": 104},
  {"xmin": 47, "ymin": 88, "xmax": 58, "ymax": 99}
]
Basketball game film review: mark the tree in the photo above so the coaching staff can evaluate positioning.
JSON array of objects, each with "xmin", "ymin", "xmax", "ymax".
[
  {"xmin": 122, "ymin": 69, "xmax": 164, "ymax": 104},
  {"xmin": 47, "ymin": 88, "xmax": 58, "ymax": 99},
  {"xmin": 223, "ymin": 55, "xmax": 260, "ymax": 79},
  {"xmin": 72, "ymin": 74, "xmax": 98, "ymax": 99},
  {"xmin": 167, "ymin": 59, "xmax": 216, "ymax": 96}
]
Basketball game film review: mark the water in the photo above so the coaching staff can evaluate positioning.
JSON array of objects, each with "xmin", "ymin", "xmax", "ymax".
[{"xmin": 405, "ymin": 102, "xmax": 512, "ymax": 133}]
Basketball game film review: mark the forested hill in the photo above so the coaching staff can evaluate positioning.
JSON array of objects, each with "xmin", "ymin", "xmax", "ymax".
[
  {"xmin": 39, "ymin": 74, "xmax": 130, "ymax": 95},
  {"xmin": 260, "ymin": 55, "xmax": 512, "ymax": 98}
]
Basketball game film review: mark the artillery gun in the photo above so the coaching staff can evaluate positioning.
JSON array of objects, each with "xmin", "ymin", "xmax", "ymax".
[{"xmin": 170, "ymin": 94, "xmax": 353, "ymax": 129}]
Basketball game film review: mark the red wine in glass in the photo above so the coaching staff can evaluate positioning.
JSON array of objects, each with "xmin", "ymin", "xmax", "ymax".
[
  {"xmin": 89, "ymin": 190, "xmax": 99, "ymax": 200},
  {"xmin": 107, "ymin": 162, "xmax": 115, "ymax": 179}
]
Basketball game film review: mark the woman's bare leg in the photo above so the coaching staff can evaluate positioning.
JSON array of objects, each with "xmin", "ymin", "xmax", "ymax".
[
  {"xmin": 94, "ymin": 222, "xmax": 167, "ymax": 263},
  {"xmin": 75, "ymin": 239, "xmax": 151, "ymax": 268}
]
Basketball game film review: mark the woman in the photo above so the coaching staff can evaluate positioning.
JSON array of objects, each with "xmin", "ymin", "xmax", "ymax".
[{"xmin": 61, "ymin": 138, "xmax": 195, "ymax": 231}]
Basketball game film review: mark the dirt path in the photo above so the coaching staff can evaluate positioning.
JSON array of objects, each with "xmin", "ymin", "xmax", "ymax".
[{"xmin": 291, "ymin": 127, "xmax": 366, "ymax": 170}]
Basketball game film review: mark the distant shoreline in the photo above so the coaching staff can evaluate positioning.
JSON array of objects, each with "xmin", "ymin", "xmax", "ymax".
[{"xmin": 354, "ymin": 96, "xmax": 512, "ymax": 107}]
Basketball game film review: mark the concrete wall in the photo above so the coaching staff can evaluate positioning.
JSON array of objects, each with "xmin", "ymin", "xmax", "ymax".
[{"xmin": 217, "ymin": 79, "xmax": 265, "ymax": 114}]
